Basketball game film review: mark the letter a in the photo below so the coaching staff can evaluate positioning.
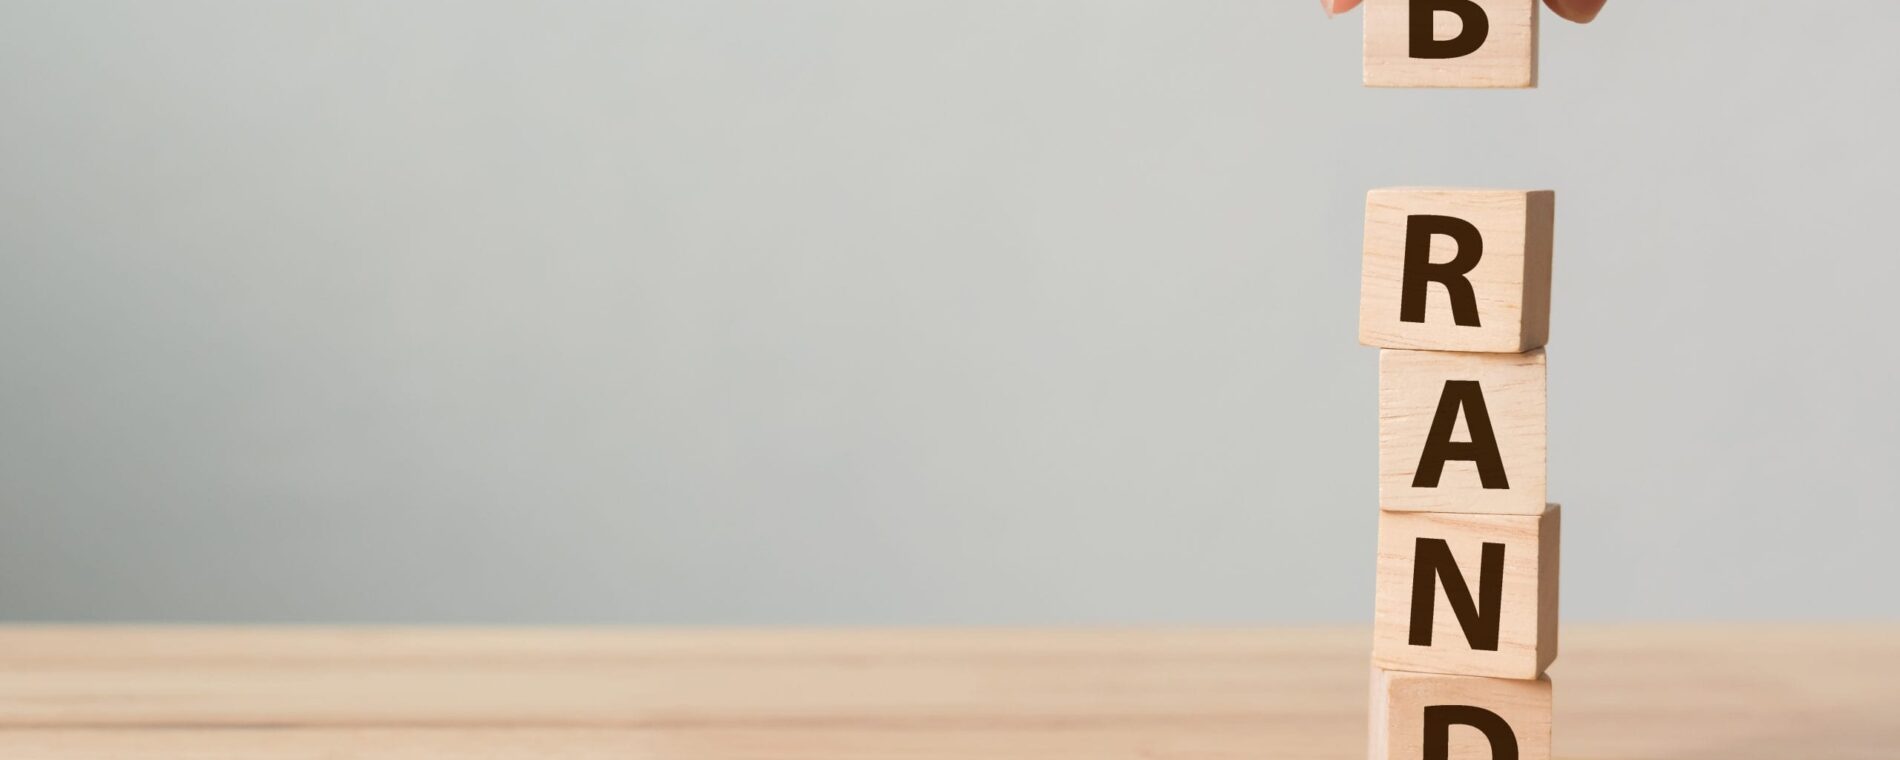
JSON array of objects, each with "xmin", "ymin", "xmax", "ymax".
[{"xmin": 1413, "ymin": 380, "xmax": 1509, "ymax": 489}]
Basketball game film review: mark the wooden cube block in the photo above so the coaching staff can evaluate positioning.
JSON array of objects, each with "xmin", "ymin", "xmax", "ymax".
[
  {"xmin": 1360, "ymin": 188, "xmax": 1554, "ymax": 353},
  {"xmin": 1364, "ymin": 0, "xmax": 1539, "ymax": 89},
  {"xmin": 1373, "ymin": 505, "xmax": 1559, "ymax": 680},
  {"xmin": 1371, "ymin": 668, "xmax": 1552, "ymax": 760},
  {"xmin": 1380, "ymin": 348, "xmax": 1545, "ymax": 515}
]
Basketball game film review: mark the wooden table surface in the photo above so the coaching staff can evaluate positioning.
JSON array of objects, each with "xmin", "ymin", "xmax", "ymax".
[{"xmin": 0, "ymin": 626, "xmax": 1894, "ymax": 758}]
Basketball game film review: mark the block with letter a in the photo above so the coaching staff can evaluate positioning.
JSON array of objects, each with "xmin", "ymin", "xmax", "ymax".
[
  {"xmin": 1380, "ymin": 348, "xmax": 1546, "ymax": 516},
  {"xmin": 1364, "ymin": 0, "xmax": 1539, "ymax": 88}
]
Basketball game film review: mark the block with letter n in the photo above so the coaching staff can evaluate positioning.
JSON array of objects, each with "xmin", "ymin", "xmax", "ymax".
[{"xmin": 1373, "ymin": 506, "xmax": 1560, "ymax": 680}]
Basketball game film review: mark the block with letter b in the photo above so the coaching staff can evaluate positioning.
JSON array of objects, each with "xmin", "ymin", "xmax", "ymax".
[
  {"xmin": 1359, "ymin": 188, "xmax": 1554, "ymax": 354},
  {"xmin": 1364, "ymin": 0, "xmax": 1539, "ymax": 89},
  {"xmin": 1371, "ymin": 668, "xmax": 1552, "ymax": 760},
  {"xmin": 1373, "ymin": 506, "xmax": 1559, "ymax": 680},
  {"xmin": 1380, "ymin": 348, "xmax": 1545, "ymax": 516}
]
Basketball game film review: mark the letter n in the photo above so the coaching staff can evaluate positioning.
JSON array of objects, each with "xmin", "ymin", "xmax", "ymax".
[{"xmin": 1410, "ymin": 537, "xmax": 1504, "ymax": 651}]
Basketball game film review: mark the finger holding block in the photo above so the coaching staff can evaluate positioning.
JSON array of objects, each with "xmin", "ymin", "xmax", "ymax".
[
  {"xmin": 1380, "ymin": 348, "xmax": 1545, "ymax": 516},
  {"xmin": 1373, "ymin": 506, "xmax": 1560, "ymax": 680},
  {"xmin": 1360, "ymin": 188, "xmax": 1554, "ymax": 354},
  {"xmin": 1371, "ymin": 668, "xmax": 1553, "ymax": 760},
  {"xmin": 1364, "ymin": 0, "xmax": 1539, "ymax": 89}
]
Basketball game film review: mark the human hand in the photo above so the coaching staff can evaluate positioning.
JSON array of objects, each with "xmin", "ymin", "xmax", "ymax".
[{"xmin": 1322, "ymin": 0, "xmax": 1606, "ymax": 24}]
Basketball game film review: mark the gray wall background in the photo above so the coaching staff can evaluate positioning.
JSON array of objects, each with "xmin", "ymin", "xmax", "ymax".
[{"xmin": 2, "ymin": 2, "xmax": 1895, "ymax": 623}]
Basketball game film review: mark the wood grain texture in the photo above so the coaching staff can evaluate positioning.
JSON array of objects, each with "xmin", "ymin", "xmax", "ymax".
[
  {"xmin": 1364, "ymin": 0, "xmax": 1538, "ymax": 88},
  {"xmin": 1360, "ymin": 188, "xmax": 1555, "ymax": 353},
  {"xmin": 1, "ymin": 626, "xmax": 1897, "ymax": 759},
  {"xmin": 1371, "ymin": 669, "xmax": 1552, "ymax": 760},
  {"xmin": 1373, "ymin": 505, "xmax": 1560, "ymax": 680},
  {"xmin": 1381, "ymin": 348, "xmax": 1547, "ymax": 515}
]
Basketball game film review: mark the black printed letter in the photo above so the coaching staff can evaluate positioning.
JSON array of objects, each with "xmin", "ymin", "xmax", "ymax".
[
  {"xmin": 1409, "ymin": 538, "xmax": 1504, "ymax": 651},
  {"xmin": 1410, "ymin": 0, "xmax": 1491, "ymax": 60},
  {"xmin": 1401, "ymin": 214, "xmax": 1483, "ymax": 326},
  {"xmin": 1423, "ymin": 705, "xmax": 1518, "ymax": 760},
  {"xmin": 1413, "ymin": 380, "xmax": 1509, "ymax": 489}
]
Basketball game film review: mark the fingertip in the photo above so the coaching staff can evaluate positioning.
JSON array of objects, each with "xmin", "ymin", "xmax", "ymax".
[
  {"xmin": 1546, "ymin": 0, "xmax": 1607, "ymax": 24},
  {"xmin": 1322, "ymin": 0, "xmax": 1365, "ymax": 18}
]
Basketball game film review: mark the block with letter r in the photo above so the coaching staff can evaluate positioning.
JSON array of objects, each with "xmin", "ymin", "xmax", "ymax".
[{"xmin": 1360, "ymin": 188, "xmax": 1554, "ymax": 354}]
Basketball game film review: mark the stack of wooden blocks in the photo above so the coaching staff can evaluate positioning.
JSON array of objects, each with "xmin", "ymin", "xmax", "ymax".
[{"xmin": 1359, "ymin": 2, "xmax": 1559, "ymax": 759}]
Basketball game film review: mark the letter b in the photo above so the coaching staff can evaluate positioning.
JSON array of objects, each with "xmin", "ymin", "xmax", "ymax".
[{"xmin": 1410, "ymin": 0, "xmax": 1490, "ymax": 60}]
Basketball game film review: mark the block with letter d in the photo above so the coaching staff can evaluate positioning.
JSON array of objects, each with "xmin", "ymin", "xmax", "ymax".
[
  {"xmin": 1373, "ymin": 506, "xmax": 1559, "ymax": 680},
  {"xmin": 1360, "ymin": 188, "xmax": 1554, "ymax": 354},
  {"xmin": 1370, "ymin": 668, "xmax": 1552, "ymax": 760}
]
